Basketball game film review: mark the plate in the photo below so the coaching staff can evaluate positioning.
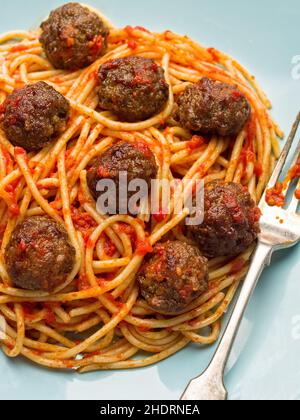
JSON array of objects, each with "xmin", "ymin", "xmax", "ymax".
[{"xmin": 1, "ymin": 0, "xmax": 300, "ymax": 401}]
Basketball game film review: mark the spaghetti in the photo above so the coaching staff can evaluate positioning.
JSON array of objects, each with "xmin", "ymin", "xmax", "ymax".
[{"xmin": 0, "ymin": 7, "xmax": 282, "ymax": 372}]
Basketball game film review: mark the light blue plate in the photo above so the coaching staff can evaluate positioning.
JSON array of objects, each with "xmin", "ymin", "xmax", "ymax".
[{"xmin": 1, "ymin": 0, "xmax": 300, "ymax": 401}]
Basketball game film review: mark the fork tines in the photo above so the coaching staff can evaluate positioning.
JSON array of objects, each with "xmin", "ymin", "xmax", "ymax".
[
  {"xmin": 262, "ymin": 112, "xmax": 300, "ymax": 212},
  {"xmin": 267, "ymin": 112, "xmax": 300, "ymax": 190}
]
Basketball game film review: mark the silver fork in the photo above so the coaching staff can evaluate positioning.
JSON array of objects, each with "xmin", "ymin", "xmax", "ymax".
[{"xmin": 181, "ymin": 112, "xmax": 300, "ymax": 401}]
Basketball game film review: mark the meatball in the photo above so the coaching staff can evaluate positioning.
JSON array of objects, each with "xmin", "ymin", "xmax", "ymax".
[
  {"xmin": 87, "ymin": 141, "xmax": 158, "ymax": 215},
  {"xmin": 137, "ymin": 241, "xmax": 209, "ymax": 315},
  {"xmin": 5, "ymin": 216, "xmax": 76, "ymax": 292},
  {"xmin": 1, "ymin": 82, "xmax": 70, "ymax": 152},
  {"xmin": 177, "ymin": 77, "xmax": 251, "ymax": 136},
  {"xmin": 98, "ymin": 56, "xmax": 169, "ymax": 122},
  {"xmin": 40, "ymin": 3, "xmax": 109, "ymax": 70},
  {"xmin": 187, "ymin": 181, "xmax": 261, "ymax": 258}
]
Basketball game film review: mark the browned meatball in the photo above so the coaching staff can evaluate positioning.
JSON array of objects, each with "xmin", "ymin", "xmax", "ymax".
[
  {"xmin": 87, "ymin": 141, "xmax": 158, "ymax": 215},
  {"xmin": 1, "ymin": 82, "xmax": 70, "ymax": 152},
  {"xmin": 177, "ymin": 77, "xmax": 251, "ymax": 136},
  {"xmin": 98, "ymin": 56, "xmax": 169, "ymax": 122},
  {"xmin": 5, "ymin": 216, "xmax": 76, "ymax": 292},
  {"xmin": 137, "ymin": 241, "xmax": 209, "ymax": 315},
  {"xmin": 40, "ymin": 3, "xmax": 109, "ymax": 70},
  {"xmin": 187, "ymin": 181, "xmax": 261, "ymax": 258}
]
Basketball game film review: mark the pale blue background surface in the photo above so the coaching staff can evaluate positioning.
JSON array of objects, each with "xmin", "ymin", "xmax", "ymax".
[{"xmin": 0, "ymin": 0, "xmax": 300, "ymax": 400}]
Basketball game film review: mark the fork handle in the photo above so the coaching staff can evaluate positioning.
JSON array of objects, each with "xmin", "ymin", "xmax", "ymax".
[{"xmin": 181, "ymin": 242, "xmax": 273, "ymax": 400}]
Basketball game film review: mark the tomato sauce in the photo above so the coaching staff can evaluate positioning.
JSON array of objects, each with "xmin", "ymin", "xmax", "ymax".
[
  {"xmin": 90, "ymin": 35, "xmax": 104, "ymax": 57},
  {"xmin": 136, "ymin": 237, "xmax": 153, "ymax": 256},
  {"xmin": 118, "ymin": 223, "xmax": 137, "ymax": 245},
  {"xmin": 77, "ymin": 275, "xmax": 91, "ymax": 291},
  {"xmin": 105, "ymin": 293, "xmax": 124, "ymax": 309},
  {"xmin": 9, "ymin": 203, "xmax": 20, "ymax": 217},
  {"xmin": 266, "ymin": 159, "xmax": 300, "ymax": 207},
  {"xmin": 10, "ymin": 44, "xmax": 28, "ymax": 53},
  {"xmin": 103, "ymin": 235, "xmax": 117, "ymax": 257},
  {"xmin": 254, "ymin": 162, "xmax": 263, "ymax": 177},
  {"xmin": 138, "ymin": 325, "xmax": 151, "ymax": 333},
  {"xmin": 266, "ymin": 182, "xmax": 285, "ymax": 207},
  {"xmin": 222, "ymin": 190, "xmax": 246, "ymax": 224},
  {"xmin": 231, "ymin": 90, "xmax": 243, "ymax": 100},
  {"xmin": 288, "ymin": 157, "xmax": 300, "ymax": 181},
  {"xmin": 134, "ymin": 26, "xmax": 150, "ymax": 33},
  {"xmin": 6, "ymin": 182, "xmax": 20, "ymax": 217},
  {"xmin": 1, "ymin": 146, "xmax": 13, "ymax": 172},
  {"xmin": 128, "ymin": 39, "xmax": 137, "ymax": 50},
  {"xmin": 71, "ymin": 207, "xmax": 97, "ymax": 237},
  {"xmin": 188, "ymin": 135, "xmax": 206, "ymax": 152},
  {"xmin": 44, "ymin": 308, "xmax": 56, "ymax": 325},
  {"xmin": 250, "ymin": 206, "xmax": 262, "ymax": 224},
  {"xmin": 86, "ymin": 236, "xmax": 94, "ymax": 249},
  {"xmin": 197, "ymin": 163, "xmax": 207, "ymax": 178},
  {"xmin": 239, "ymin": 114, "xmax": 260, "ymax": 180},
  {"xmin": 133, "ymin": 140, "xmax": 153, "ymax": 158},
  {"xmin": 88, "ymin": 69, "xmax": 98, "ymax": 82},
  {"xmin": 163, "ymin": 31, "xmax": 173, "ymax": 41},
  {"xmin": 153, "ymin": 209, "xmax": 167, "ymax": 223},
  {"xmin": 230, "ymin": 258, "xmax": 246, "ymax": 274},
  {"xmin": 18, "ymin": 239, "xmax": 26, "ymax": 252},
  {"xmin": 83, "ymin": 351, "xmax": 101, "ymax": 359},
  {"xmin": 239, "ymin": 148, "xmax": 255, "ymax": 167},
  {"xmin": 14, "ymin": 146, "xmax": 27, "ymax": 160},
  {"xmin": 97, "ymin": 165, "xmax": 110, "ymax": 178},
  {"xmin": 124, "ymin": 26, "xmax": 135, "ymax": 37},
  {"xmin": 96, "ymin": 277, "xmax": 108, "ymax": 287},
  {"xmin": 22, "ymin": 303, "xmax": 38, "ymax": 320},
  {"xmin": 207, "ymin": 47, "xmax": 220, "ymax": 62}
]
